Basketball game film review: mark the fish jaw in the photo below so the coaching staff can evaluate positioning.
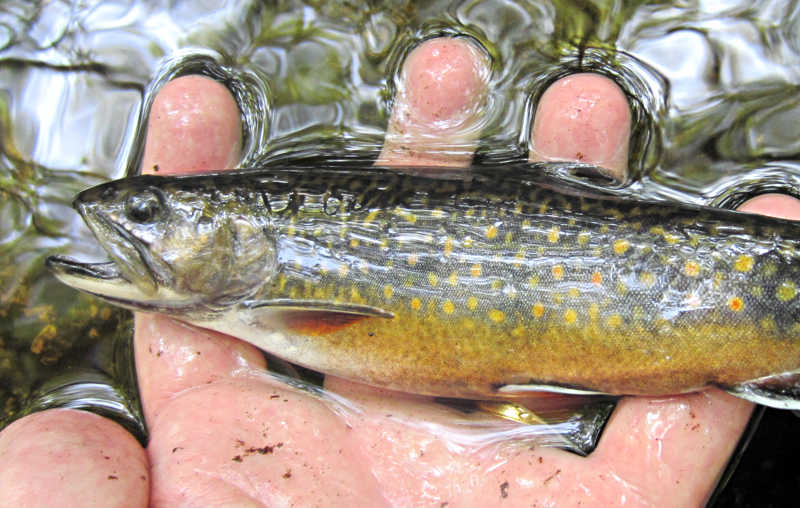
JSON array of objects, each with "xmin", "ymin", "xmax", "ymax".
[
  {"xmin": 47, "ymin": 257, "xmax": 149, "ymax": 306},
  {"xmin": 74, "ymin": 197, "xmax": 159, "ymax": 296}
]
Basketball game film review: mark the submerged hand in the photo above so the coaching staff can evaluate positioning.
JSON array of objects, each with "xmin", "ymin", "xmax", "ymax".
[{"xmin": 2, "ymin": 37, "xmax": 798, "ymax": 507}]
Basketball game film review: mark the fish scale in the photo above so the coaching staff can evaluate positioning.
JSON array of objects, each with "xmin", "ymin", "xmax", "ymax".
[{"xmin": 46, "ymin": 163, "xmax": 800, "ymax": 407}]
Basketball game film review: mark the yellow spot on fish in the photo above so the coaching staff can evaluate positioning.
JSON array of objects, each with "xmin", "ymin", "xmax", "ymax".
[
  {"xmin": 728, "ymin": 296, "xmax": 744, "ymax": 312},
  {"xmin": 428, "ymin": 272, "xmax": 439, "ymax": 287},
  {"xmin": 278, "ymin": 274, "xmax": 288, "ymax": 291},
  {"xmin": 467, "ymin": 296, "xmax": 478, "ymax": 310},
  {"xmin": 471, "ymin": 264, "xmax": 482, "ymax": 277},
  {"xmin": 408, "ymin": 254, "xmax": 419, "ymax": 266},
  {"xmin": 350, "ymin": 238, "xmax": 360, "ymax": 248},
  {"xmin": 548, "ymin": 226, "xmax": 560, "ymax": 243},
  {"xmin": 640, "ymin": 272, "xmax": 656, "ymax": 287},
  {"xmin": 513, "ymin": 203, "xmax": 523, "ymax": 215},
  {"xmin": 488, "ymin": 309, "xmax": 506, "ymax": 323},
  {"xmin": 505, "ymin": 232, "xmax": 513, "ymax": 244},
  {"xmin": 350, "ymin": 286, "xmax": 364, "ymax": 303},
  {"xmin": 383, "ymin": 285, "xmax": 394, "ymax": 299},
  {"xmin": 532, "ymin": 302, "xmax": 545, "ymax": 318},
  {"xmin": 444, "ymin": 237, "xmax": 453, "ymax": 256},
  {"xmin": 613, "ymin": 239, "xmax": 630, "ymax": 255},
  {"xmin": 522, "ymin": 219, "xmax": 532, "ymax": 228},
  {"xmin": 735, "ymin": 255, "xmax": 755, "ymax": 272},
  {"xmin": 528, "ymin": 275, "xmax": 540, "ymax": 287},
  {"xmin": 588, "ymin": 303, "xmax": 599, "ymax": 320},
  {"xmin": 89, "ymin": 304, "xmax": 98, "ymax": 318},
  {"xmin": 607, "ymin": 314, "xmax": 623, "ymax": 328},
  {"xmin": 448, "ymin": 272, "xmax": 458, "ymax": 286},
  {"xmin": 600, "ymin": 224, "xmax": 610, "ymax": 233},
  {"xmin": 539, "ymin": 203, "xmax": 548, "ymax": 214},
  {"xmin": 411, "ymin": 298, "xmax": 422, "ymax": 311},
  {"xmin": 338, "ymin": 265, "xmax": 349, "ymax": 278},
  {"xmin": 465, "ymin": 209, "xmax": 475, "ymax": 217},
  {"xmin": 578, "ymin": 231, "xmax": 590, "ymax": 246},
  {"xmin": 380, "ymin": 238, "xmax": 389, "ymax": 250},
  {"xmin": 513, "ymin": 249, "xmax": 526, "ymax": 268},
  {"xmin": 395, "ymin": 209, "xmax": 417, "ymax": 224},
  {"xmin": 684, "ymin": 260, "xmax": 701, "ymax": 277},
  {"xmin": 664, "ymin": 233, "xmax": 680, "ymax": 244},
  {"xmin": 616, "ymin": 281, "xmax": 628, "ymax": 295},
  {"xmin": 287, "ymin": 225, "xmax": 296, "ymax": 237},
  {"xmin": 564, "ymin": 309, "xmax": 577, "ymax": 324},
  {"xmin": 591, "ymin": 272, "xmax": 603, "ymax": 285},
  {"xmin": 464, "ymin": 237, "xmax": 474, "ymax": 248},
  {"xmin": 568, "ymin": 288, "xmax": 580, "ymax": 298},
  {"xmin": 486, "ymin": 224, "xmax": 498, "ymax": 239},
  {"xmin": 751, "ymin": 286, "xmax": 764, "ymax": 297},
  {"xmin": 442, "ymin": 300, "xmax": 455, "ymax": 314},
  {"xmin": 491, "ymin": 280, "xmax": 504, "ymax": 290},
  {"xmin": 777, "ymin": 281, "xmax": 797, "ymax": 302},
  {"xmin": 552, "ymin": 265, "xmax": 564, "ymax": 280},
  {"xmin": 364, "ymin": 209, "xmax": 380, "ymax": 223}
]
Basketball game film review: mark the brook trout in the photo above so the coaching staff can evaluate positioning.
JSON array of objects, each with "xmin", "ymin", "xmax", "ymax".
[{"xmin": 47, "ymin": 163, "xmax": 800, "ymax": 408}]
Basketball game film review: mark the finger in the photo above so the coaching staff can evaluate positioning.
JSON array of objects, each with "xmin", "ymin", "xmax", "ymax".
[
  {"xmin": 326, "ymin": 37, "xmax": 489, "ymax": 402},
  {"xmin": 529, "ymin": 72, "xmax": 631, "ymax": 180},
  {"xmin": 138, "ymin": 76, "xmax": 390, "ymax": 505},
  {"xmin": 377, "ymin": 36, "xmax": 490, "ymax": 167},
  {"xmin": 0, "ymin": 409, "xmax": 148, "ymax": 508},
  {"xmin": 134, "ymin": 75, "xmax": 265, "ymax": 424},
  {"xmin": 140, "ymin": 75, "xmax": 242, "ymax": 174}
]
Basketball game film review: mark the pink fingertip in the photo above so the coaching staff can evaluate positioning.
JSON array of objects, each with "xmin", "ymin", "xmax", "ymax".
[
  {"xmin": 530, "ymin": 73, "xmax": 631, "ymax": 180},
  {"xmin": 141, "ymin": 75, "xmax": 242, "ymax": 175},
  {"xmin": 738, "ymin": 193, "xmax": 800, "ymax": 220}
]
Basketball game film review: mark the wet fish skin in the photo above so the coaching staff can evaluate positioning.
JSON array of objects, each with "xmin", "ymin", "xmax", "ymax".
[{"xmin": 48, "ymin": 163, "xmax": 800, "ymax": 405}]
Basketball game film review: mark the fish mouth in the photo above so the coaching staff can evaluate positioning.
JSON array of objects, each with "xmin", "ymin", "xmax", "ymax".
[{"xmin": 46, "ymin": 256, "xmax": 139, "ymax": 301}]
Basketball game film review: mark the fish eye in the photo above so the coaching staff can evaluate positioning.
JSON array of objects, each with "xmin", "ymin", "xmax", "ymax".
[{"xmin": 125, "ymin": 188, "xmax": 164, "ymax": 223}]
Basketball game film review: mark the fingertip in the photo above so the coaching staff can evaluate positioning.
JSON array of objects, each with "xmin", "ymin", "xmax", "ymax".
[
  {"xmin": 529, "ymin": 73, "xmax": 631, "ymax": 180},
  {"xmin": 0, "ymin": 409, "xmax": 149, "ymax": 508},
  {"xmin": 141, "ymin": 75, "xmax": 242, "ymax": 176},
  {"xmin": 738, "ymin": 193, "xmax": 800, "ymax": 220},
  {"xmin": 379, "ymin": 37, "xmax": 490, "ymax": 167}
]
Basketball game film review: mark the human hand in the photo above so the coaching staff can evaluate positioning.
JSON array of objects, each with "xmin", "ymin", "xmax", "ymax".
[{"xmin": 2, "ymin": 37, "xmax": 797, "ymax": 507}]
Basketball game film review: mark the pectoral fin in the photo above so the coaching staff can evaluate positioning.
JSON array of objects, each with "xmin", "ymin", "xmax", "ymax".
[
  {"xmin": 722, "ymin": 369, "xmax": 800, "ymax": 410},
  {"xmin": 242, "ymin": 299, "xmax": 394, "ymax": 334}
]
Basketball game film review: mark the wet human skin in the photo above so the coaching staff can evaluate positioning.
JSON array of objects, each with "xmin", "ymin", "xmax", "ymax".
[{"xmin": 2, "ymin": 37, "xmax": 797, "ymax": 506}]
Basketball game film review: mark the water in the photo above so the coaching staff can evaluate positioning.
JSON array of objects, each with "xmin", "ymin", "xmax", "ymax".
[{"xmin": 1, "ymin": 0, "xmax": 799, "ymax": 502}]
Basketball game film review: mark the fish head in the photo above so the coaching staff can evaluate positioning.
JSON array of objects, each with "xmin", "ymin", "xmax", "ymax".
[{"xmin": 48, "ymin": 175, "xmax": 278, "ymax": 313}]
